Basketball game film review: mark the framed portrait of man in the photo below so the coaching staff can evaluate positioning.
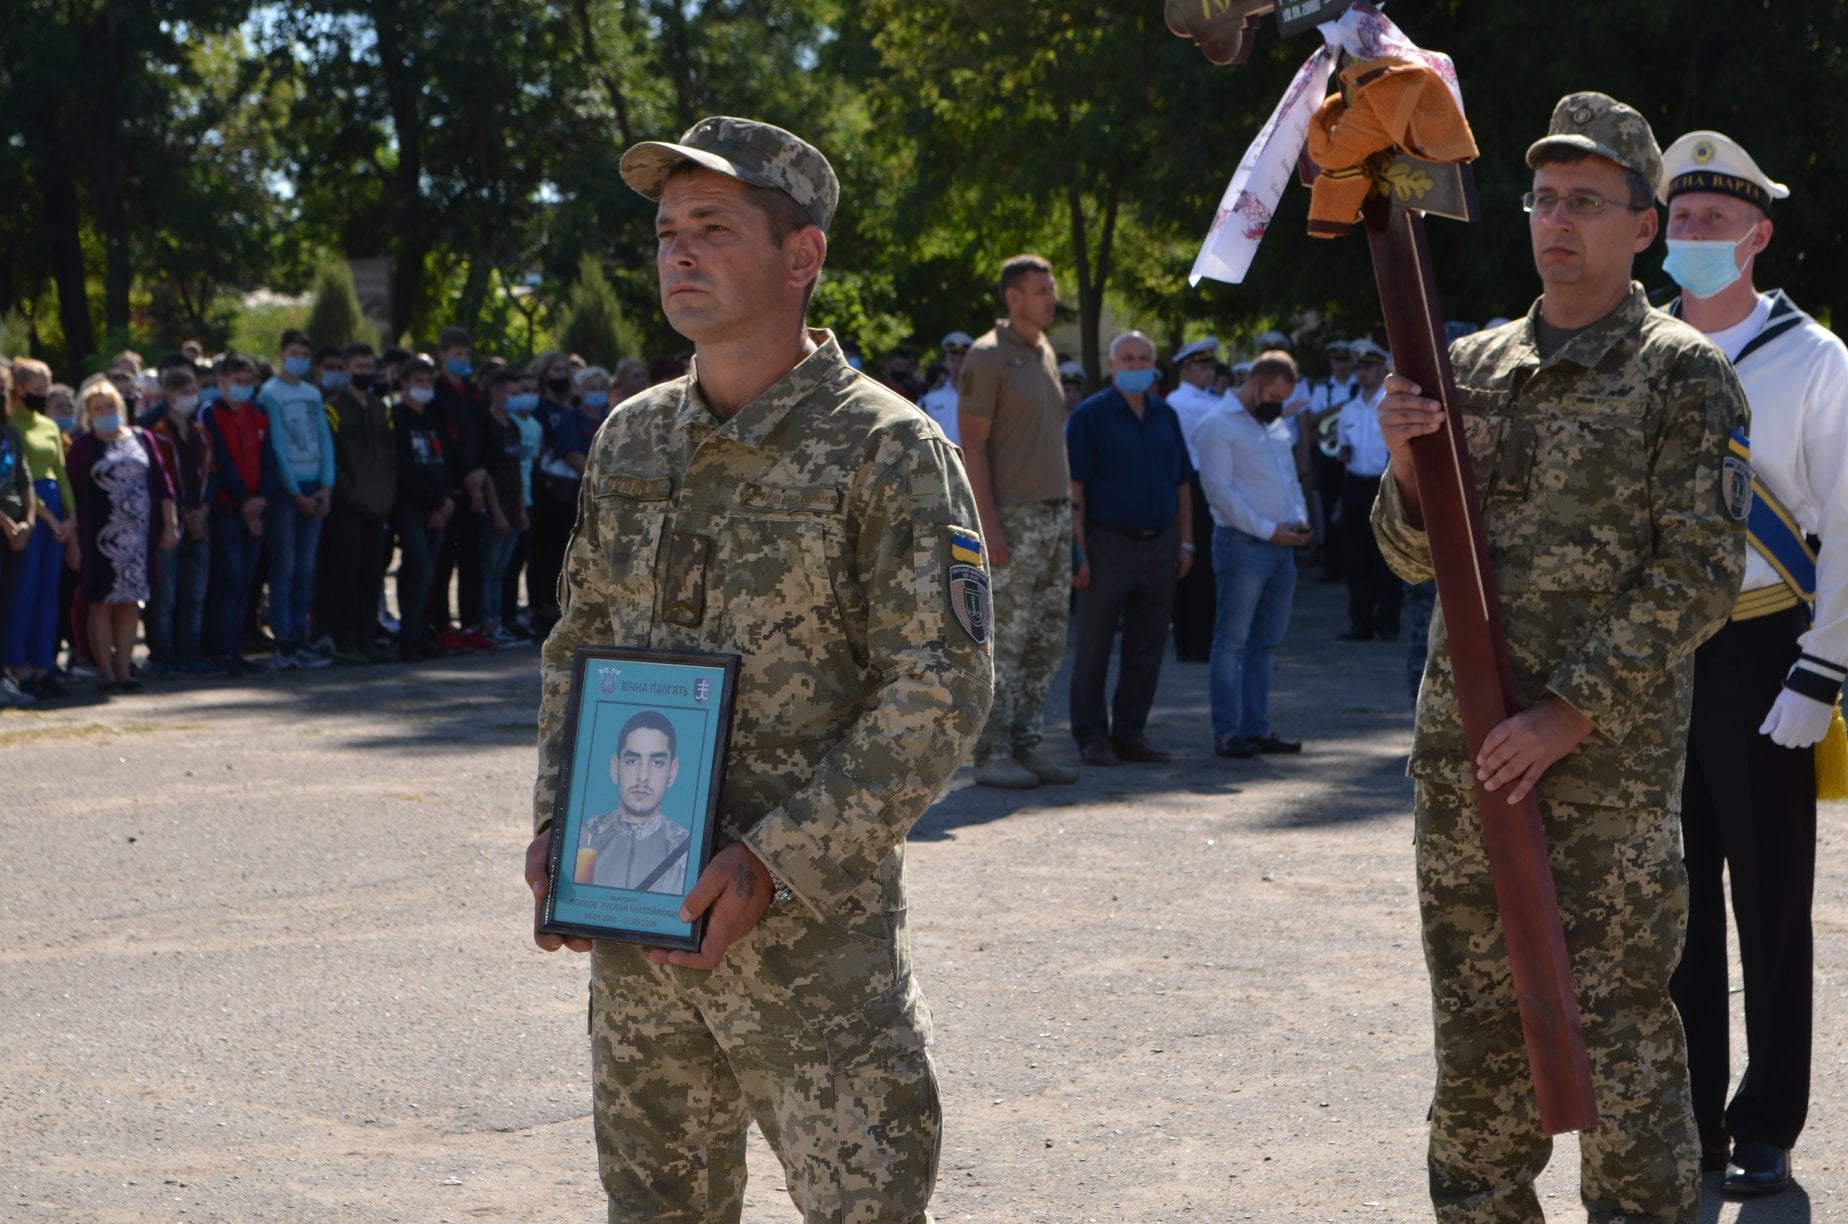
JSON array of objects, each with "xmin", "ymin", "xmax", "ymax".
[{"xmin": 540, "ymin": 645, "xmax": 739, "ymax": 950}]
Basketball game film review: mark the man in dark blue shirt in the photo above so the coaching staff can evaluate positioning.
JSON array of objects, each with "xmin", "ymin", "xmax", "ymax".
[{"xmin": 1066, "ymin": 331, "xmax": 1195, "ymax": 764}]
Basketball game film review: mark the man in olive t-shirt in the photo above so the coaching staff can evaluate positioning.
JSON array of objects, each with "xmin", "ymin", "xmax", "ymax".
[{"xmin": 958, "ymin": 254, "xmax": 1078, "ymax": 789}]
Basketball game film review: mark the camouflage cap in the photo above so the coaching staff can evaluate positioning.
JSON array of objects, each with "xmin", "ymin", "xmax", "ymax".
[
  {"xmin": 1525, "ymin": 91, "xmax": 1663, "ymax": 191},
  {"xmin": 620, "ymin": 116, "xmax": 839, "ymax": 232}
]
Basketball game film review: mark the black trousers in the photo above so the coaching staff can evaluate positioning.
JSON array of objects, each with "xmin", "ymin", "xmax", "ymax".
[
  {"xmin": 320, "ymin": 508, "xmax": 390, "ymax": 649},
  {"xmin": 1316, "ymin": 451, "xmax": 1346, "ymax": 580},
  {"xmin": 1670, "ymin": 604, "xmax": 1815, "ymax": 1153},
  {"xmin": 1069, "ymin": 523, "xmax": 1176, "ymax": 746},
  {"xmin": 1171, "ymin": 480, "xmax": 1215, "ymax": 661},
  {"xmin": 1341, "ymin": 473, "xmax": 1400, "ymax": 636}
]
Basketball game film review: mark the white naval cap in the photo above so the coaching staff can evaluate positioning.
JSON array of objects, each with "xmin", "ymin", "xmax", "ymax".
[
  {"xmin": 1658, "ymin": 130, "xmax": 1789, "ymax": 209},
  {"xmin": 1254, "ymin": 328, "xmax": 1292, "ymax": 351},
  {"xmin": 1058, "ymin": 360, "xmax": 1086, "ymax": 381},
  {"xmin": 940, "ymin": 330, "xmax": 974, "ymax": 352},
  {"xmin": 1172, "ymin": 336, "xmax": 1219, "ymax": 365},
  {"xmin": 1350, "ymin": 338, "xmax": 1390, "ymax": 363}
]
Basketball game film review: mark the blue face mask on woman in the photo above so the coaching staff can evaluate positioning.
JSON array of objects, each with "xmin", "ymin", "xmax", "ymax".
[
  {"xmin": 1114, "ymin": 368, "xmax": 1158, "ymax": 396},
  {"xmin": 583, "ymin": 391, "xmax": 610, "ymax": 411},
  {"xmin": 1662, "ymin": 231, "xmax": 1754, "ymax": 299},
  {"xmin": 90, "ymin": 413, "xmax": 122, "ymax": 434},
  {"xmin": 507, "ymin": 392, "xmax": 540, "ymax": 414}
]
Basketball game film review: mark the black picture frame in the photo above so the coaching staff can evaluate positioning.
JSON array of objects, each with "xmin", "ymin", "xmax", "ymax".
[{"xmin": 540, "ymin": 645, "xmax": 739, "ymax": 951}]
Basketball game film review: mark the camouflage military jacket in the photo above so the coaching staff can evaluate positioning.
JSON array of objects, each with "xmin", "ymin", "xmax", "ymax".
[
  {"xmin": 1374, "ymin": 285, "xmax": 1749, "ymax": 809},
  {"xmin": 534, "ymin": 331, "xmax": 994, "ymax": 916}
]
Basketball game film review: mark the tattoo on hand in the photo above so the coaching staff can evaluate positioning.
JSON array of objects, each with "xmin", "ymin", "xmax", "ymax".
[{"xmin": 729, "ymin": 862, "xmax": 757, "ymax": 899}]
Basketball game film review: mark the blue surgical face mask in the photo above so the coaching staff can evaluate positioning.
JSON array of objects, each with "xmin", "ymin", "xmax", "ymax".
[
  {"xmin": 90, "ymin": 413, "xmax": 122, "ymax": 434},
  {"xmin": 1662, "ymin": 231, "xmax": 1754, "ymax": 300},
  {"xmin": 320, "ymin": 370, "xmax": 349, "ymax": 393},
  {"xmin": 1114, "ymin": 368, "xmax": 1158, "ymax": 396},
  {"xmin": 226, "ymin": 383, "xmax": 256, "ymax": 404},
  {"xmin": 583, "ymin": 391, "xmax": 610, "ymax": 410},
  {"xmin": 198, "ymin": 386, "xmax": 221, "ymax": 406},
  {"xmin": 283, "ymin": 355, "xmax": 313, "ymax": 378},
  {"xmin": 444, "ymin": 356, "xmax": 473, "ymax": 378},
  {"xmin": 52, "ymin": 415, "xmax": 77, "ymax": 434},
  {"xmin": 507, "ymin": 392, "xmax": 540, "ymax": 414}
]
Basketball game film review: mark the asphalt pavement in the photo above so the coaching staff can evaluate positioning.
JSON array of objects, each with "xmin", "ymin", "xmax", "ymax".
[{"xmin": 3, "ymin": 575, "xmax": 1842, "ymax": 1221}]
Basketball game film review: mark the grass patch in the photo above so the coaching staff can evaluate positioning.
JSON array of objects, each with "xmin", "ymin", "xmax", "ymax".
[{"xmin": 0, "ymin": 721, "xmax": 115, "ymax": 748}]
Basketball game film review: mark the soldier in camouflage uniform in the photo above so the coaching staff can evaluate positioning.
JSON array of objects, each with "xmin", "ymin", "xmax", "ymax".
[
  {"xmin": 523, "ymin": 116, "xmax": 993, "ymax": 1224},
  {"xmin": 1372, "ymin": 93, "xmax": 1750, "ymax": 1222},
  {"xmin": 958, "ymin": 256, "xmax": 1080, "ymax": 789}
]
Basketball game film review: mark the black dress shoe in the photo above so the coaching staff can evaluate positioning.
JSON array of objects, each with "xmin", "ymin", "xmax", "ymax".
[
  {"xmin": 1215, "ymin": 735, "xmax": 1258, "ymax": 759},
  {"xmin": 1253, "ymin": 733, "xmax": 1302, "ymax": 754},
  {"xmin": 1079, "ymin": 739, "xmax": 1119, "ymax": 767},
  {"xmin": 1723, "ymin": 1141, "xmax": 1792, "ymax": 1197},
  {"xmin": 1111, "ymin": 735, "xmax": 1172, "ymax": 763}
]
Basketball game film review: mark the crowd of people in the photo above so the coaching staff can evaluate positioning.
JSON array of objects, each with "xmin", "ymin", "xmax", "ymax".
[{"xmin": 0, "ymin": 329, "xmax": 690, "ymax": 705}]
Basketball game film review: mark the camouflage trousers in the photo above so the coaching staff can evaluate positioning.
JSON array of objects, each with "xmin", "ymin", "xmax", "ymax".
[
  {"xmin": 974, "ymin": 499, "xmax": 1072, "ymax": 762},
  {"xmin": 588, "ymin": 905, "xmax": 940, "ymax": 1224},
  {"xmin": 1416, "ymin": 782, "xmax": 1699, "ymax": 1224}
]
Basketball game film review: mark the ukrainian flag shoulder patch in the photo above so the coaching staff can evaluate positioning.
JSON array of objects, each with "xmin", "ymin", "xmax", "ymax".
[{"xmin": 947, "ymin": 526, "xmax": 990, "ymax": 644}]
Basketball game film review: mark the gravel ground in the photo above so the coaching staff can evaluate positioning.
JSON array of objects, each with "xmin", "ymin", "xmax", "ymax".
[{"xmin": 3, "ymin": 577, "xmax": 1842, "ymax": 1222}]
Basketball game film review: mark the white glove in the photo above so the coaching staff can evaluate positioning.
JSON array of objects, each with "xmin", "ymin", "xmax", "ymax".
[{"xmin": 1759, "ymin": 687, "xmax": 1836, "ymax": 748}]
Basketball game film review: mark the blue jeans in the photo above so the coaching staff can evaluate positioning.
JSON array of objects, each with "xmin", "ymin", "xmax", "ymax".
[
  {"xmin": 266, "ymin": 484, "xmax": 325, "ymax": 647},
  {"xmin": 146, "ymin": 536, "xmax": 211, "ymax": 666},
  {"xmin": 209, "ymin": 509, "xmax": 263, "ymax": 662},
  {"xmin": 480, "ymin": 524, "xmax": 520, "ymax": 626},
  {"xmin": 4, "ymin": 479, "xmax": 65, "ymax": 671},
  {"xmin": 1209, "ymin": 527, "xmax": 1297, "ymax": 741}
]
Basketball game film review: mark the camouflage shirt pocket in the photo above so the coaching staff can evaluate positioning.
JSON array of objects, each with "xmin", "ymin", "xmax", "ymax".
[
  {"xmin": 591, "ymin": 474, "xmax": 671, "ymax": 630},
  {"xmin": 1524, "ymin": 397, "xmax": 1651, "ymax": 592}
]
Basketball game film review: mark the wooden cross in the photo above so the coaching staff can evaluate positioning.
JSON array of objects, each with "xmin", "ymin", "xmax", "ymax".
[{"xmin": 1172, "ymin": 2, "xmax": 1600, "ymax": 1137}]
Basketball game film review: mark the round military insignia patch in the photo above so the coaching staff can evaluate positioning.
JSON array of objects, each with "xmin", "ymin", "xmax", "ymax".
[
  {"xmin": 949, "ymin": 563, "xmax": 992, "ymax": 644},
  {"xmin": 1571, "ymin": 106, "xmax": 1594, "ymax": 126},
  {"xmin": 1693, "ymin": 140, "xmax": 1715, "ymax": 164},
  {"xmin": 1722, "ymin": 455, "xmax": 1754, "ymax": 521}
]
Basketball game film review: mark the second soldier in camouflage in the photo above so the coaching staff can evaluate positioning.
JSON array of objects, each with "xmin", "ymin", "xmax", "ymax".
[{"xmin": 1373, "ymin": 92, "xmax": 1750, "ymax": 1222}]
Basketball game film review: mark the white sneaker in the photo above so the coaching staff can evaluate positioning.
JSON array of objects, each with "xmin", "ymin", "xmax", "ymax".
[
  {"xmin": 0, "ymin": 676, "xmax": 35, "ymax": 708},
  {"xmin": 293, "ymin": 648, "xmax": 332, "ymax": 670},
  {"xmin": 267, "ymin": 650, "xmax": 298, "ymax": 672}
]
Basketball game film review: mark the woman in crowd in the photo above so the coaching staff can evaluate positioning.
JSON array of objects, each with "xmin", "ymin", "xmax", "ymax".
[
  {"xmin": 66, "ymin": 376, "xmax": 177, "ymax": 693},
  {"xmin": 4, "ymin": 358, "xmax": 75, "ymax": 698}
]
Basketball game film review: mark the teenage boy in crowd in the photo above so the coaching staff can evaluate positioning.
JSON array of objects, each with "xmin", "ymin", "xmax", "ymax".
[
  {"xmin": 201, "ymin": 354, "xmax": 273, "ymax": 678},
  {"xmin": 145, "ymin": 364, "xmax": 214, "ymax": 676},
  {"xmin": 392, "ymin": 357, "xmax": 457, "ymax": 662},
  {"xmin": 430, "ymin": 326, "xmax": 492, "ymax": 654},
  {"xmin": 323, "ymin": 343, "xmax": 398, "ymax": 664},
  {"xmin": 503, "ymin": 376, "xmax": 545, "ymax": 637},
  {"xmin": 259, "ymin": 329, "xmax": 334, "ymax": 670},
  {"xmin": 478, "ymin": 369, "xmax": 529, "ymax": 646}
]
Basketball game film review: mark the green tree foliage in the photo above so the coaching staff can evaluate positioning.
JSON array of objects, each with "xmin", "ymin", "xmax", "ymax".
[
  {"xmin": 305, "ymin": 262, "xmax": 375, "ymax": 349},
  {"xmin": 5, "ymin": 0, "xmax": 1846, "ymax": 377},
  {"xmin": 556, "ymin": 255, "xmax": 637, "ymax": 367}
]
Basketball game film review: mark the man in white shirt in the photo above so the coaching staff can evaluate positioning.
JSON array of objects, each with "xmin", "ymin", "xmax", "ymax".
[
  {"xmin": 1658, "ymin": 129, "xmax": 1848, "ymax": 1198},
  {"xmin": 1194, "ymin": 350, "xmax": 1311, "ymax": 758},
  {"xmin": 1300, "ymin": 339, "xmax": 1360, "ymax": 583},
  {"xmin": 917, "ymin": 330, "xmax": 973, "ymax": 444},
  {"xmin": 1335, "ymin": 339, "xmax": 1400, "ymax": 641},
  {"xmin": 1167, "ymin": 337, "xmax": 1226, "ymax": 661}
]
